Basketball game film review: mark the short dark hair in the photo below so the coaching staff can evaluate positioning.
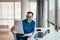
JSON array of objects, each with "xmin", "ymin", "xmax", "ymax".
[{"xmin": 27, "ymin": 11, "xmax": 33, "ymax": 16}]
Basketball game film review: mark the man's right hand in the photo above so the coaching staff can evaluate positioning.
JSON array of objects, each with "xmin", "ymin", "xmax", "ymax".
[{"xmin": 11, "ymin": 26, "xmax": 16, "ymax": 33}]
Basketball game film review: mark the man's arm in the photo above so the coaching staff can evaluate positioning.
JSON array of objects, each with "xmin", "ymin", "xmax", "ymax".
[
  {"xmin": 28, "ymin": 21, "xmax": 35, "ymax": 38},
  {"xmin": 32, "ymin": 21, "xmax": 35, "ymax": 35}
]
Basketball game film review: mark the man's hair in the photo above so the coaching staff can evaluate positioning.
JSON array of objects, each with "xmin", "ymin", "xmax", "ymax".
[{"xmin": 27, "ymin": 11, "xmax": 33, "ymax": 16}]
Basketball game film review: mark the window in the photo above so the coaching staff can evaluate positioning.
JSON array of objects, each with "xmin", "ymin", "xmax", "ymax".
[
  {"xmin": 29, "ymin": 2, "xmax": 37, "ymax": 20},
  {"xmin": 57, "ymin": 0, "xmax": 60, "ymax": 27},
  {"xmin": 48, "ymin": 0, "xmax": 55, "ymax": 28},
  {"xmin": 0, "ymin": 1, "xmax": 37, "ymax": 29},
  {"xmin": 0, "ymin": 2, "xmax": 21, "ymax": 29},
  {"xmin": 15, "ymin": 2, "xmax": 21, "ymax": 20}
]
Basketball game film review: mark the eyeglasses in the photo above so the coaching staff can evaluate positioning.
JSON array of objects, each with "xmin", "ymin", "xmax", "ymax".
[{"xmin": 27, "ymin": 16, "xmax": 32, "ymax": 18}]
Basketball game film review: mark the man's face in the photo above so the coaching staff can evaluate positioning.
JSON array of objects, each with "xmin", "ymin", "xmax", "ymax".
[{"xmin": 26, "ymin": 13, "xmax": 33, "ymax": 21}]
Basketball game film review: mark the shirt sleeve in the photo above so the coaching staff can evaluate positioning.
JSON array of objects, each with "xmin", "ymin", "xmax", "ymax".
[{"xmin": 32, "ymin": 21, "xmax": 35, "ymax": 35}]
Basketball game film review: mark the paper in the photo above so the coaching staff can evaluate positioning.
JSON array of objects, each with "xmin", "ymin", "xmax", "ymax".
[
  {"xmin": 14, "ymin": 20, "xmax": 24, "ymax": 34},
  {"xmin": 23, "ymin": 33, "xmax": 32, "ymax": 37}
]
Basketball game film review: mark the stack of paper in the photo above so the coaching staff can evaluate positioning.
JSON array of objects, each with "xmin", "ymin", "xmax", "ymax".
[
  {"xmin": 23, "ymin": 33, "xmax": 32, "ymax": 37},
  {"xmin": 14, "ymin": 20, "xmax": 24, "ymax": 34}
]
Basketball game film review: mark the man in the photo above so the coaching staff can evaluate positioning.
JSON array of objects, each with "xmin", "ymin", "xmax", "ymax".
[{"xmin": 11, "ymin": 11, "xmax": 35, "ymax": 40}]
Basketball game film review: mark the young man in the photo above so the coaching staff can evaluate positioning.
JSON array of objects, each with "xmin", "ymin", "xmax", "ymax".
[{"xmin": 11, "ymin": 11, "xmax": 35, "ymax": 40}]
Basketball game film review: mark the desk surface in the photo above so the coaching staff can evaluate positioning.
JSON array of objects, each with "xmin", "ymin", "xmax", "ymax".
[{"xmin": 30, "ymin": 28, "xmax": 60, "ymax": 40}]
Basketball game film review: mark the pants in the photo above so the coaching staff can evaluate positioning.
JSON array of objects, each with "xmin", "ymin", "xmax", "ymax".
[
  {"xmin": 17, "ymin": 37, "xmax": 27, "ymax": 40},
  {"xmin": 16, "ymin": 33, "xmax": 28, "ymax": 40}
]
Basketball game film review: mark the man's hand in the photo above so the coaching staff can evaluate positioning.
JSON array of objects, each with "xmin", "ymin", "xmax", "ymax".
[
  {"xmin": 11, "ymin": 26, "xmax": 16, "ymax": 33},
  {"xmin": 28, "ymin": 35, "xmax": 32, "ymax": 38}
]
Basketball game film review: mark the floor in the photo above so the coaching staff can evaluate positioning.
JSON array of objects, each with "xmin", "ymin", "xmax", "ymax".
[{"xmin": 0, "ymin": 29, "xmax": 14, "ymax": 40}]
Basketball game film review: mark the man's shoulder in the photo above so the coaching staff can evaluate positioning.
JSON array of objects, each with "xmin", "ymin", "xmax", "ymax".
[
  {"xmin": 32, "ymin": 20, "xmax": 35, "ymax": 24},
  {"xmin": 22, "ymin": 19, "xmax": 35, "ymax": 23},
  {"xmin": 32, "ymin": 20, "xmax": 35, "ymax": 22}
]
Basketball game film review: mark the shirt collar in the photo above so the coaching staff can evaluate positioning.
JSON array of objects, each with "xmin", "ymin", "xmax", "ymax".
[{"xmin": 25, "ymin": 19, "xmax": 32, "ymax": 23}]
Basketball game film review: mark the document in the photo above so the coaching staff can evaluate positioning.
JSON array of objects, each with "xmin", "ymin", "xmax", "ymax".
[
  {"xmin": 14, "ymin": 20, "xmax": 24, "ymax": 34},
  {"xmin": 23, "ymin": 33, "xmax": 32, "ymax": 37}
]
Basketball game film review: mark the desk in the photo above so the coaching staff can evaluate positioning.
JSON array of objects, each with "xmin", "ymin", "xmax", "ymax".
[{"xmin": 34, "ymin": 28, "xmax": 48, "ymax": 38}]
